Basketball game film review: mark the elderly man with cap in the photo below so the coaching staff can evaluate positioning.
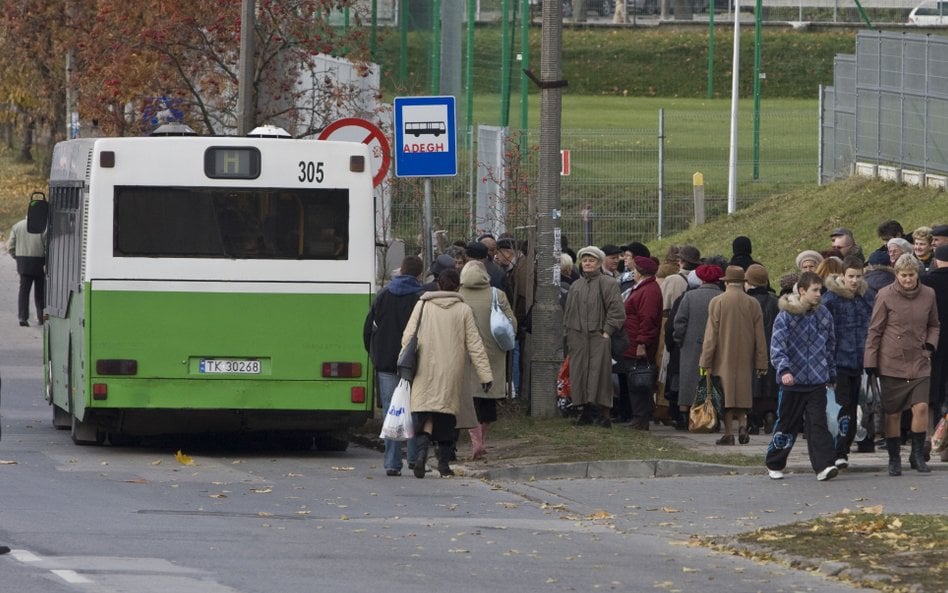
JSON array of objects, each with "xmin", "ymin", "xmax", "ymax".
[
  {"xmin": 563, "ymin": 246, "xmax": 627, "ymax": 427},
  {"xmin": 600, "ymin": 244, "xmax": 622, "ymax": 279},
  {"xmin": 467, "ymin": 241, "xmax": 505, "ymax": 290},
  {"xmin": 620, "ymin": 255, "xmax": 663, "ymax": 429},
  {"xmin": 831, "ymin": 228, "xmax": 864, "ymax": 261},
  {"xmin": 930, "ymin": 224, "xmax": 948, "ymax": 249},
  {"xmin": 699, "ymin": 266, "xmax": 768, "ymax": 445},
  {"xmin": 922, "ymin": 244, "xmax": 948, "ymax": 462}
]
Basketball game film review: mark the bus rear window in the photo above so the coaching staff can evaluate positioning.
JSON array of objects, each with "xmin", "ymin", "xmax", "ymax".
[{"xmin": 113, "ymin": 187, "xmax": 349, "ymax": 260}]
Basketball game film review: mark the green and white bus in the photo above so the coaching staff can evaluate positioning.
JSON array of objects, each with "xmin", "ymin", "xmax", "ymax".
[{"xmin": 33, "ymin": 125, "xmax": 375, "ymax": 447}]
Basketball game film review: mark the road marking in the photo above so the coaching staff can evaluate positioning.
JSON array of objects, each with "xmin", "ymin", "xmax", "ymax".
[
  {"xmin": 51, "ymin": 569, "xmax": 93, "ymax": 584},
  {"xmin": 10, "ymin": 549, "xmax": 42, "ymax": 562}
]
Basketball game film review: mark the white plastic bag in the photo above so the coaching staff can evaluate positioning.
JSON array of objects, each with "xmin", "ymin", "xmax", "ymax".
[
  {"xmin": 490, "ymin": 288, "xmax": 516, "ymax": 351},
  {"xmin": 380, "ymin": 379, "xmax": 414, "ymax": 441}
]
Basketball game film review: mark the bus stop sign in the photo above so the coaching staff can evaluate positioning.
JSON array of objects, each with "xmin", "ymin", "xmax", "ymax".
[{"xmin": 393, "ymin": 96, "xmax": 457, "ymax": 177}]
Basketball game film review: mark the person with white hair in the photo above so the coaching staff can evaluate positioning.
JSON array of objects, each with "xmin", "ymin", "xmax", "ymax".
[{"xmin": 887, "ymin": 237, "xmax": 914, "ymax": 267}]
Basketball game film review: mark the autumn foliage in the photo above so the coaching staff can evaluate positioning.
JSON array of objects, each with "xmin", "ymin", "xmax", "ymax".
[{"xmin": 0, "ymin": 0, "xmax": 375, "ymax": 140}]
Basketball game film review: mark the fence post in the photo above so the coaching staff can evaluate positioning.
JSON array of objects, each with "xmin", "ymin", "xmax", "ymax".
[
  {"xmin": 818, "ymin": 84, "xmax": 824, "ymax": 185},
  {"xmin": 693, "ymin": 172, "xmax": 705, "ymax": 226},
  {"xmin": 658, "ymin": 108, "xmax": 665, "ymax": 239}
]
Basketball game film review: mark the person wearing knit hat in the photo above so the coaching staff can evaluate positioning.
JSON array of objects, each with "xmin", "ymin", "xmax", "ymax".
[
  {"xmin": 700, "ymin": 266, "xmax": 768, "ymax": 445},
  {"xmin": 795, "ymin": 250, "xmax": 824, "ymax": 273},
  {"xmin": 672, "ymin": 262, "xmax": 723, "ymax": 425},
  {"xmin": 729, "ymin": 236, "xmax": 756, "ymax": 270},
  {"xmin": 618, "ymin": 254, "xmax": 664, "ymax": 429},
  {"xmin": 744, "ymin": 263, "xmax": 780, "ymax": 435},
  {"xmin": 778, "ymin": 272, "xmax": 799, "ymax": 296},
  {"xmin": 563, "ymin": 245, "xmax": 627, "ymax": 428}
]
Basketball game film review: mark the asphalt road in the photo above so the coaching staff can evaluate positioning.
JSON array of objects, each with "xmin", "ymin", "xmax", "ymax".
[{"xmin": 1, "ymin": 242, "xmax": 942, "ymax": 593}]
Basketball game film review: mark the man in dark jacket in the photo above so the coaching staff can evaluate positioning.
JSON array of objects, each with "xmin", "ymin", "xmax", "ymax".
[
  {"xmin": 363, "ymin": 255, "xmax": 425, "ymax": 476},
  {"xmin": 921, "ymin": 244, "xmax": 948, "ymax": 462}
]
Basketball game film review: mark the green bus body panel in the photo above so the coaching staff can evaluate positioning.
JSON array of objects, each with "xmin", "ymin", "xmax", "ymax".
[{"xmin": 84, "ymin": 287, "xmax": 371, "ymax": 411}]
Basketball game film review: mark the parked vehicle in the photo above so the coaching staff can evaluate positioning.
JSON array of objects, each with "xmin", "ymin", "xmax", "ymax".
[{"xmin": 908, "ymin": 0, "xmax": 947, "ymax": 24}]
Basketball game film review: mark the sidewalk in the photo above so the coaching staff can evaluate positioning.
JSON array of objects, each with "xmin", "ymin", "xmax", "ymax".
[{"xmin": 436, "ymin": 421, "xmax": 939, "ymax": 481}]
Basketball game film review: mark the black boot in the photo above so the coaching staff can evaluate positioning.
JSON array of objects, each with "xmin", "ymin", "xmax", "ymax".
[
  {"xmin": 436, "ymin": 442, "xmax": 455, "ymax": 477},
  {"xmin": 413, "ymin": 433, "xmax": 430, "ymax": 479},
  {"xmin": 909, "ymin": 432, "xmax": 931, "ymax": 473},
  {"xmin": 886, "ymin": 437, "xmax": 902, "ymax": 476}
]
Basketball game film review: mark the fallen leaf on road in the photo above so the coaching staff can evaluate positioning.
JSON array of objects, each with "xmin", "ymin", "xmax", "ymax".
[
  {"xmin": 448, "ymin": 549, "xmax": 470, "ymax": 553},
  {"xmin": 123, "ymin": 478, "xmax": 148, "ymax": 484},
  {"xmin": 0, "ymin": 460, "xmax": 17, "ymax": 465},
  {"xmin": 287, "ymin": 473, "xmax": 303, "ymax": 477},
  {"xmin": 331, "ymin": 466, "xmax": 355, "ymax": 471},
  {"xmin": 250, "ymin": 487, "xmax": 273, "ymax": 494},
  {"xmin": 209, "ymin": 493, "xmax": 227, "ymax": 499},
  {"xmin": 151, "ymin": 460, "xmax": 162, "ymax": 466},
  {"xmin": 863, "ymin": 505, "xmax": 884, "ymax": 515},
  {"xmin": 258, "ymin": 512, "xmax": 273, "ymax": 517},
  {"xmin": 681, "ymin": 566, "xmax": 700, "ymax": 573},
  {"xmin": 661, "ymin": 507, "xmax": 682, "ymax": 513},
  {"xmin": 175, "ymin": 450, "xmax": 194, "ymax": 465},
  {"xmin": 588, "ymin": 511, "xmax": 614, "ymax": 520}
]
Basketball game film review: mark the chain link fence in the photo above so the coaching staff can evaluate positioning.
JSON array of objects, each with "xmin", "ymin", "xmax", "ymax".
[{"xmin": 388, "ymin": 105, "xmax": 817, "ymax": 255}]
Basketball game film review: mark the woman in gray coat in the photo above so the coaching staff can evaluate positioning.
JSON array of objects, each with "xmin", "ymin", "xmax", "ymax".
[
  {"xmin": 673, "ymin": 264, "xmax": 723, "ymax": 417},
  {"xmin": 563, "ymin": 246, "xmax": 626, "ymax": 427}
]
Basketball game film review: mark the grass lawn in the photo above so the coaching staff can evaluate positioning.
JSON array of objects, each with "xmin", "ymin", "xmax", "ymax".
[{"xmin": 710, "ymin": 511, "xmax": 948, "ymax": 593}]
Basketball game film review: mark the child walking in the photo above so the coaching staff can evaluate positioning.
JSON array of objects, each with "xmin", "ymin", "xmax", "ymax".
[{"xmin": 766, "ymin": 272, "xmax": 840, "ymax": 481}]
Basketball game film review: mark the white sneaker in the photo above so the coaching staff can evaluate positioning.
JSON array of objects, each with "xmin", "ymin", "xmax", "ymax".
[
  {"xmin": 835, "ymin": 457, "xmax": 849, "ymax": 469},
  {"xmin": 817, "ymin": 466, "xmax": 839, "ymax": 481},
  {"xmin": 768, "ymin": 469, "xmax": 784, "ymax": 480}
]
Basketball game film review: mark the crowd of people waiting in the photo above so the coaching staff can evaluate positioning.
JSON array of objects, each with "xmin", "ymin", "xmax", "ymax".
[{"xmin": 365, "ymin": 221, "xmax": 948, "ymax": 481}]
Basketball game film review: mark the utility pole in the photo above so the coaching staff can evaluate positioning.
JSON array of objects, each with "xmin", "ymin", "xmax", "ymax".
[
  {"xmin": 237, "ymin": 0, "xmax": 255, "ymax": 135},
  {"xmin": 529, "ymin": 0, "xmax": 565, "ymax": 418}
]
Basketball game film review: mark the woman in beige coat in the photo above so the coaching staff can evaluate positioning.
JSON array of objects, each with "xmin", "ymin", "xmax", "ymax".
[
  {"xmin": 401, "ymin": 269, "xmax": 493, "ymax": 478},
  {"xmin": 563, "ymin": 246, "xmax": 626, "ymax": 427},
  {"xmin": 459, "ymin": 261, "xmax": 516, "ymax": 459}
]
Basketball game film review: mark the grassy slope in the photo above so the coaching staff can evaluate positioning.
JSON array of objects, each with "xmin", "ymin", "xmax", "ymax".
[{"xmin": 646, "ymin": 175, "xmax": 948, "ymax": 278}]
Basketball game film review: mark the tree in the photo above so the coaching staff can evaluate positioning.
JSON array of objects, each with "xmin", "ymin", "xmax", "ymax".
[{"xmin": 75, "ymin": 0, "xmax": 377, "ymax": 136}]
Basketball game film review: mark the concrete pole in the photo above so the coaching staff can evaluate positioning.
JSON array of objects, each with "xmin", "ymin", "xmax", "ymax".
[
  {"xmin": 237, "ymin": 0, "xmax": 256, "ymax": 135},
  {"xmin": 726, "ymin": 1, "xmax": 741, "ymax": 215},
  {"xmin": 530, "ymin": 0, "xmax": 565, "ymax": 417}
]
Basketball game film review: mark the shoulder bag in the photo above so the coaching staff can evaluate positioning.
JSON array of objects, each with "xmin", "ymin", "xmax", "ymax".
[
  {"xmin": 396, "ymin": 302, "xmax": 425, "ymax": 382},
  {"xmin": 689, "ymin": 373, "xmax": 721, "ymax": 433},
  {"xmin": 490, "ymin": 288, "xmax": 517, "ymax": 351}
]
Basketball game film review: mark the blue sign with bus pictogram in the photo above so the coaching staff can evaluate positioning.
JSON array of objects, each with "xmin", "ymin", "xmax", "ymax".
[{"xmin": 393, "ymin": 96, "xmax": 457, "ymax": 177}]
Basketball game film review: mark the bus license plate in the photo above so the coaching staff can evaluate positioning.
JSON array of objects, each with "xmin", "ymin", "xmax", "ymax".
[{"xmin": 200, "ymin": 359, "xmax": 261, "ymax": 374}]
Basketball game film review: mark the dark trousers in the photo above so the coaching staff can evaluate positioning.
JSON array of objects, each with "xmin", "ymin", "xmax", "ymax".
[
  {"xmin": 18, "ymin": 273, "xmax": 45, "ymax": 323},
  {"xmin": 834, "ymin": 370, "xmax": 862, "ymax": 459},
  {"xmin": 766, "ymin": 386, "xmax": 836, "ymax": 473}
]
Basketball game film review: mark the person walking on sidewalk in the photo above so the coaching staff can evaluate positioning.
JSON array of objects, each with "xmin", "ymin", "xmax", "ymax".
[
  {"xmin": 821, "ymin": 256, "xmax": 875, "ymax": 466},
  {"xmin": 864, "ymin": 253, "xmax": 940, "ymax": 476},
  {"xmin": 7, "ymin": 216, "xmax": 47, "ymax": 327},
  {"xmin": 766, "ymin": 271, "xmax": 840, "ymax": 482},
  {"xmin": 363, "ymin": 256, "xmax": 425, "ymax": 476},
  {"xmin": 402, "ymin": 269, "xmax": 493, "ymax": 478}
]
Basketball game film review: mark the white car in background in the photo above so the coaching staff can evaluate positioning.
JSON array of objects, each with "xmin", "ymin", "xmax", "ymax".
[{"xmin": 908, "ymin": 0, "xmax": 948, "ymax": 24}]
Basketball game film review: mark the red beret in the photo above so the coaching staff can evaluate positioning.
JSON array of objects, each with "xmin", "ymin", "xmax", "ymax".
[
  {"xmin": 695, "ymin": 264, "xmax": 724, "ymax": 284},
  {"xmin": 633, "ymin": 256, "xmax": 658, "ymax": 276}
]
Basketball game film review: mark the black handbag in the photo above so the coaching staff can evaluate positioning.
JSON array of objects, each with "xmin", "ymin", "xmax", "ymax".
[
  {"xmin": 396, "ymin": 302, "xmax": 425, "ymax": 382},
  {"xmin": 627, "ymin": 359, "xmax": 657, "ymax": 391}
]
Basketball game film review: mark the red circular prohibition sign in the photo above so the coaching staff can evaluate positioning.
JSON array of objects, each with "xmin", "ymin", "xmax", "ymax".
[{"xmin": 318, "ymin": 117, "xmax": 391, "ymax": 187}]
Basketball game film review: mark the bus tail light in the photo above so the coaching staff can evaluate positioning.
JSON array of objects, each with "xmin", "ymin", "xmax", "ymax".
[
  {"xmin": 351, "ymin": 387, "xmax": 366, "ymax": 403},
  {"xmin": 96, "ymin": 359, "xmax": 138, "ymax": 375},
  {"xmin": 92, "ymin": 383, "xmax": 108, "ymax": 400},
  {"xmin": 322, "ymin": 362, "xmax": 362, "ymax": 378}
]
